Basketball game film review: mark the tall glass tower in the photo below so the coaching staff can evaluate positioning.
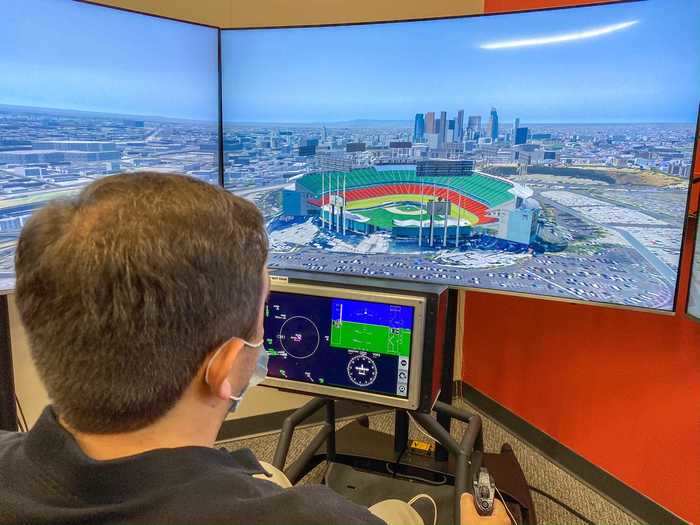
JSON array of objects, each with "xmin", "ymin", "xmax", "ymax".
[
  {"xmin": 489, "ymin": 107, "xmax": 499, "ymax": 141},
  {"xmin": 438, "ymin": 110, "xmax": 447, "ymax": 146},
  {"xmin": 456, "ymin": 109, "xmax": 465, "ymax": 142},
  {"xmin": 413, "ymin": 113, "xmax": 425, "ymax": 143}
]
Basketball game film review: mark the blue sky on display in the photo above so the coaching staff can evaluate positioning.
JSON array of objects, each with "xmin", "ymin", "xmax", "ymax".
[{"xmin": 222, "ymin": 0, "xmax": 700, "ymax": 123}]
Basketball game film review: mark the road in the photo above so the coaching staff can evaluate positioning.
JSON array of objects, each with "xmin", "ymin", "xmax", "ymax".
[{"xmin": 231, "ymin": 182, "xmax": 293, "ymax": 198}]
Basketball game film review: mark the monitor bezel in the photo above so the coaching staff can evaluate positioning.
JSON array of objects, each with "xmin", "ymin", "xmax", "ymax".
[
  {"xmin": 220, "ymin": 1, "xmax": 700, "ymax": 315},
  {"xmin": 261, "ymin": 281, "xmax": 427, "ymax": 410},
  {"xmin": 686, "ymin": 176, "xmax": 700, "ymax": 322}
]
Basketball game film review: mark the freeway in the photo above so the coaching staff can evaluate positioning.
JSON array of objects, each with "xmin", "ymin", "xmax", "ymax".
[{"xmin": 231, "ymin": 182, "xmax": 293, "ymax": 198}]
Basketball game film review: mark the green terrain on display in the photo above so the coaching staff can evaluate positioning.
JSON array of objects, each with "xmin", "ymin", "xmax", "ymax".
[{"xmin": 330, "ymin": 320, "xmax": 411, "ymax": 356}]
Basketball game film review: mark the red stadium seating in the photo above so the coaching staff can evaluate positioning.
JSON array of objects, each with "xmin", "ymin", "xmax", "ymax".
[{"xmin": 308, "ymin": 183, "xmax": 495, "ymax": 224}]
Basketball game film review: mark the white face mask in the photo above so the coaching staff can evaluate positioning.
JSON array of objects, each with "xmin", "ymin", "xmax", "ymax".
[{"xmin": 204, "ymin": 338, "xmax": 268, "ymax": 412}]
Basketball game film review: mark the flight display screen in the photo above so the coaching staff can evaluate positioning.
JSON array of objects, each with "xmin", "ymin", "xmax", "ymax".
[{"xmin": 264, "ymin": 291, "xmax": 414, "ymax": 398}]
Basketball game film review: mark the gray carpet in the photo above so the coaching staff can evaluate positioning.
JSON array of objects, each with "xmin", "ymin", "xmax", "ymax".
[{"xmin": 218, "ymin": 399, "xmax": 640, "ymax": 525}]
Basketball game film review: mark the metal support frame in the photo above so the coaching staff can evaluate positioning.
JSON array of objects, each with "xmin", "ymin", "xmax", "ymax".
[
  {"xmin": 272, "ymin": 395, "xmax": 483, "ymax": 525},
  {"xmin": 272, "ymin": 397, "xmax": 336, "ymax": 484},
  {"xmin": 413, "ymin": 402, "xmax": 482, "ymax": 525}
]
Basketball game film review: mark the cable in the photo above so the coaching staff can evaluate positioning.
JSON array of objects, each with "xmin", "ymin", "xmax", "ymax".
[
  {"xmin": 407, "ymin": 494, "xmax": 438, "ymax": 525},
  {"xmin": 494, "ymin": 484, "xmax": 518, "ymax": 525},
  {"xmin": 528, "ymin": 484, "xmax": 596, "ymax": 525},
  {"xmin": 15, "ymin": 394, "xmax": 28, "ymax": 432}
]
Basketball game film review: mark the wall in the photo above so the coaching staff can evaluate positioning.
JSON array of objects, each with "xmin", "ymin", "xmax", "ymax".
[{"xmin": 463, "ymin": 119, "xmax": 700, "ymax": 522}]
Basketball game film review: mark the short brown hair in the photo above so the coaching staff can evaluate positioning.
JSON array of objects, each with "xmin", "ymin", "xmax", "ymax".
[{"xmin": 15, "ymin": 172, "xmax": 268, "ymax": 433}]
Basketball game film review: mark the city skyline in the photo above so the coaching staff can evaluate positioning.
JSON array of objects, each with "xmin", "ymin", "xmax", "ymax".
[{"xmin": 222, "ymin": 0, "xmax": 699, "ymax": 124}]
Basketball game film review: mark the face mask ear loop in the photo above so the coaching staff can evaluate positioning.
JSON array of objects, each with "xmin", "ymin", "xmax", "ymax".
[{"xmin": 204, "ymin": 342, "xmax": 228, "ymax": 387}]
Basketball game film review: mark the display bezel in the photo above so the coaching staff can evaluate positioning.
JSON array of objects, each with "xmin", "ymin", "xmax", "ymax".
[
  {"xmin": 686, "ymin": 175, "xmax": 700, "ymax": 322},
  {"xmin": 262, "ymin": 281, "xmax": 426, "ymax": 410}
]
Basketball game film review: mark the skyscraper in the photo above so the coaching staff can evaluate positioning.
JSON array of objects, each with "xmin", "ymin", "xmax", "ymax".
[
  {"xmin": 456, "ymin": 110, "xmax": 465, "ymax": 142},
  {"xmin": 488, "ymin": 107, "xmax": 499, "ymax": 141},
  {"xmin": 447, "ymin": 119, "xmax": 455, "ymax": 143},
  {"xmin": 438, "ymin": 111, "xmax": 447, "ymax": 146},
  {"xmin": 515, "ymin": 127, "xmax": 529, "ymax": 145},
  {"xmin": 467, "ymin": 115, "xmax": 481, "ymax": 140},
  {"xmin": 413, "ymin": 113, "xmax": 425, "ymax": 143},
  {"xmin": 513, "ymin": 118, "xmax": 520, "ymax": 136},
  {"xmin": 425, "ymin": 112, "xmax": 436, "ymax": 134}
]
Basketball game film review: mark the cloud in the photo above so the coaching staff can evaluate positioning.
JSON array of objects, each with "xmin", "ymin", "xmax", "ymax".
[{"xmin": 481, "ymin": 21, "xmax": 639, "ymax": 50}]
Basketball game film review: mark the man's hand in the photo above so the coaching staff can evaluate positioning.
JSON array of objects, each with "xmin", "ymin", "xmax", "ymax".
[{"xmin": 460, "ymin": 494, "xmax": 512, "ymax": 525}]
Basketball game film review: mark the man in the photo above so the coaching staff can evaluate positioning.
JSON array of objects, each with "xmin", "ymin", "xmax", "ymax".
[{"xmin": 0, "ymin": 173, "xmax": 509, "ymax": 525}]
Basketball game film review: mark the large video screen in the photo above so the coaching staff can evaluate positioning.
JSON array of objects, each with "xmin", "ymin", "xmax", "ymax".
[
  {"xmin": 0, "ymin": 0, "xmax": 219, "ymax": 291},
  {"xmin": 222, "ymin": 0, "xmax": 700, "ymax": 311}
]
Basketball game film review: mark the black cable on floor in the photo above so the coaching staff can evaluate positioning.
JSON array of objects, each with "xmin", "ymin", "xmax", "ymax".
[{"xmin": 528, "ymin": 484, "xmax": 596, "ymax": 525}]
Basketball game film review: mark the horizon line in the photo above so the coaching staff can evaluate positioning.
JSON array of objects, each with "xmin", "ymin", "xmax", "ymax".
[{"xmin": 0, "ymin": 102, "xmax": 217, "ymax": 125}]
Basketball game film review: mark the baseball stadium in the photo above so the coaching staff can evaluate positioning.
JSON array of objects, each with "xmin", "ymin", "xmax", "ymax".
[{"xmin": 282, "ymin": 163, "xmax": 537, "ymax": 246}]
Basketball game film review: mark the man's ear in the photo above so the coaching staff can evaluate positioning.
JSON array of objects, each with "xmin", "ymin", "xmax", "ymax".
[{"xmin": 205, "ymin": 339, "xmax": 245, "ymax": 401}]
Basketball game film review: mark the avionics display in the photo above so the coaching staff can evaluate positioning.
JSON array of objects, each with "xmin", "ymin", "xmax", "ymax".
[
  {"xmin": 0, "ymin": 0, "xmax": 219, "ymax": 292},
  {"xmin": 221, "ymin": 0, "xmax": 700, "ymax": 311},
  {"xmin": 265, "ymin": 294, "xmax": 414, "ymax": 398},
  {"xmin": 688, "ymin": 211, "xmax": 700, "ymax": 320},
  {"xmin": 262, "ymin": 280, "xmax": 428, "ymax": 409}
]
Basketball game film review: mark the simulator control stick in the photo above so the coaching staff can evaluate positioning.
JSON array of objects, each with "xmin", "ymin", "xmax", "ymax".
[{"xmin": 473, "ymin": 467, "xmax": 496, "ymax": 516}]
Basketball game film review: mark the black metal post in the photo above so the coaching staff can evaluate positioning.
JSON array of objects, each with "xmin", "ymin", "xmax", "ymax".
[
  {"xmin": 436, "ymin": 288, "xmax": 459, "ymax": 461},
  {"xmin": 0, "ymin": 295, "xmax": 17, "ymax": 431},
  {"xmin": 325, "ymin": 399, "xmax": 336, "ymax": 462},
  {"xmin": 394, "ymin": 409, "xmax": 409, "ymax": 454}
]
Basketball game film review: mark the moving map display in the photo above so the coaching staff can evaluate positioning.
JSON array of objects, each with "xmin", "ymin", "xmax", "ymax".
[
  {"xmin": 264, "ymin": 292, "xmax": 415, "ymax": 398},
  {"xmin": 0, "ymin": 0, "xmax": 219, "ymax": 291},
  {"xmin": 222, "ymin": 0, "xmax": 700, "ymax": 311}
]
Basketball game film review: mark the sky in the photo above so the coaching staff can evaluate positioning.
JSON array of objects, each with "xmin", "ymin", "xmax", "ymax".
[
  {"xmin": 0, "ymin": 0, "xmax": 218, "ymax": 121},
  {"xmin": 222, "ymin": 0, "xmax": 700, "ymax": 124}
]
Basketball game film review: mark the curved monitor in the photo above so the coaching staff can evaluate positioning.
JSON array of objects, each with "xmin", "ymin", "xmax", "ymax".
[
  {"xmin": 222, "ymin": 0, "xmax": 700, "ymax": 312},
  {"xmin": 0, "ymin": 0, "xmax": 219, "ymax": 292}
]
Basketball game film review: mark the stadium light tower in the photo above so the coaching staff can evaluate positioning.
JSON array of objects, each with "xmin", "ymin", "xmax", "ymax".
[
  {"xmin": 456, "ymin": 191, "xmax": 462, "ymax": 247},
  {"xmin": 418, "ymin": 175, "xmax": 424, "ymax": 247},
  {"xmin": 342, "ymin": 173, "xmax": 347, "ymax": 235},
  {"xmin": 429, "ymin": 180, "xmax": 437, "ymax": 247},
  {"xmin": 335, "ymin": 172, "xmax": 340, "ymax": 232},
  {"xmin": 443, "ymin": 178, "xmax": 450, "ymax": 247}
]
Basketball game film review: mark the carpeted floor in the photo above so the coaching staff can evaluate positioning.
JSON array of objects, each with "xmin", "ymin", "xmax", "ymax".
[{"xmin": 217, "ymin": 398, "xmax": 641, "ymax": 525}]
